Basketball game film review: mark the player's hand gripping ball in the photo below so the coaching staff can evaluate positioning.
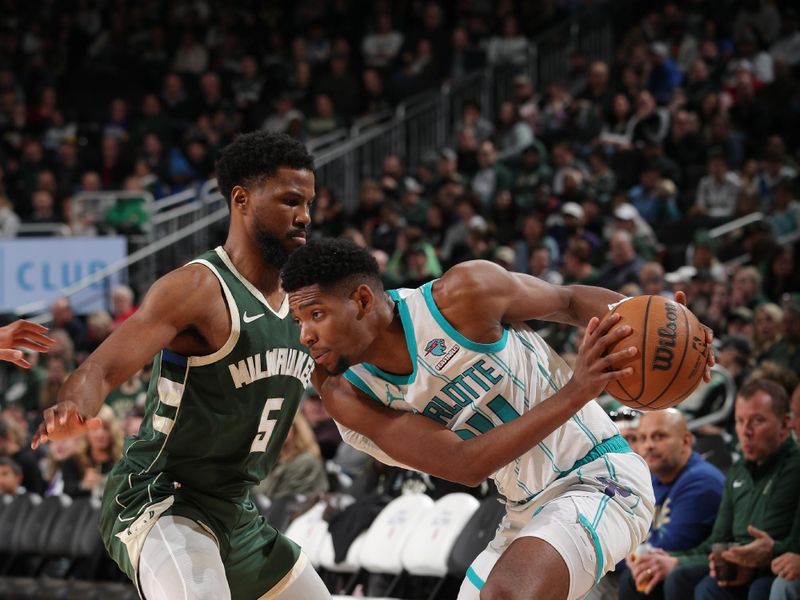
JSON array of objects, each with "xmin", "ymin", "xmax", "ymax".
[{"xmin": 604, "ymin": 295, "xmax": 709, "ymax": 410}]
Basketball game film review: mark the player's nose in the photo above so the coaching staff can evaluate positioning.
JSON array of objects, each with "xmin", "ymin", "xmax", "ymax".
[
  {"xmin": 299, "ymin": 322, "xmax": 316, "ymax": 347},
  {"xmin": 294, "ymin": 203, "xmax": 311, "ymax": 226}
]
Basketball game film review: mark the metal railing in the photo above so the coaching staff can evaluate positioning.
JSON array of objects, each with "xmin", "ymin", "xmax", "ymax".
[
  {"xmin": 313, "ymin": 11, "xmax": 612, "ymax": 211},
  {"xmin": 683, "ymin": 211, "xmax": 800, "ymax": 268},
  {"xmin": 15, "ymin": 223, "xmax": 72, "ymax": 237},
  {"xmin": 15, "ymin": 184, "xmax": 228, "ymax": 320},
  {"xmin": 12, "ymin": 10, "xmax": 613, "ymax": 318}
]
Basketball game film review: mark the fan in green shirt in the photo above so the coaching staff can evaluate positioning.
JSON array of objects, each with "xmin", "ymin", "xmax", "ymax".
[{"xmin": 626, "ymin": 379, "xmax": 800, "ymax": 599}]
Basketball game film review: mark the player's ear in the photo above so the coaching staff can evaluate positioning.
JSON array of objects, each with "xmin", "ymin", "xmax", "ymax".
[
  {"xmin": 230, "ymin": 185, "xmax": 249, "ymax": 213},
  {"xmin": 352, "ymin": 284, "xmax": 375, "ymax": 318}
]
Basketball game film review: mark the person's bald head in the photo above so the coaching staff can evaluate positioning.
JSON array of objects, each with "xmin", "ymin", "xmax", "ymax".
[
  {"xmin": 637, "ymin": 409, "xmax": 693, "ymax": 482},
  {"xmin": 51, "ymin": 297, "xmax": 73, "ymax": 326}
]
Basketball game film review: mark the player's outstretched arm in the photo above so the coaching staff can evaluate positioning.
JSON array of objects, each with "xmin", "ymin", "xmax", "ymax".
[
  {"xmin": 437, "ymin": 262, "xmax": 715, "ymax": 381},
  {"xmin": 322, "ymin": 312, "xmax": 636, "ymax": 486},
  {"xmin": 32, "ymin": 265, "xmax": 222, "ymax": 448},
  {"xmin": 436, "ymin": 259, "xmax": 625, "ymax": 328}
]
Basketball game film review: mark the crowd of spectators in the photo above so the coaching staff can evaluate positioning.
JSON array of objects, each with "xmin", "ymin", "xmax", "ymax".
[
  {"xmin": 0, "ymin": 0, "xmax": 606, "ymax": 235},
  {"xmin": 2, "ymin": 0, "xmax": 800, "ymax": 596}
]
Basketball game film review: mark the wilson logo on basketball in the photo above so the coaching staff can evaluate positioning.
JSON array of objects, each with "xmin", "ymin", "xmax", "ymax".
[{"xmin": 653, "ymin": 301, "xmax": 679, "ymax": 371}]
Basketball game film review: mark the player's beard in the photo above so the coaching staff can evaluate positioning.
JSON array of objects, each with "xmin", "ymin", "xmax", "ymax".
[
  {"xmin": 254, "ymin": 225, "xmax": 289, "ymax": 269},
  {"xmin": 327, "ymin": 355, "xmax": 351, "ymax": 376}
]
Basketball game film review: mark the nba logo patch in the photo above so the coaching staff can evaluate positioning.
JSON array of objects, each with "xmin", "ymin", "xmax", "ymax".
[{"xmin": 424, "ymin": 338, "xmax": 446, "ymax": 356}]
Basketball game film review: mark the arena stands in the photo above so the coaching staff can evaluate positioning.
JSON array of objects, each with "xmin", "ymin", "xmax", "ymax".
[{"xmin": 2, "ymin": 1, "xmax": 800, "ymax": 598}]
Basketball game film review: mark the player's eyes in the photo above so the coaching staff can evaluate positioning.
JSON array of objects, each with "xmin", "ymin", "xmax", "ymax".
[{"xmin": 312, "ymin": 311, "xmax": 323, "ymax": 320}]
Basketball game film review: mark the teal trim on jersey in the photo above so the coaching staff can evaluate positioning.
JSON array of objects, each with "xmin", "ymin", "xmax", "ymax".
[
  {"xmin": 342, "ymin": 370, "xmax": 383, "ymax": 404},
  {"xmin": 509, "ymin": 435, "xmax": 631, "ymax": 506},
  {"xmin": 360, "ymin": 289, "xmax": 418, "ymax": 386},
  {"xmin": 466, "ymin": 566, "xmax": 485, "ymax": 590},
  {"xmin": 578, "ymin": 514, "xmax": 604, "ymax": 584},
  {"xmin": 421, "ymin": 281, "xmax": 508, "ymax": 353},
  {"xmin": 602, "ymin": 454, "xmax": 618, "ymax": 481},
  {"xmin": 593, "ymin": 494, "xmax": 611, "ymax": 529}
]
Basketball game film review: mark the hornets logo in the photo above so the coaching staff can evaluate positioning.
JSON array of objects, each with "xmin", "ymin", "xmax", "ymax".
[{"xmin": 424, "ymin": 338, "xmax": 446, "ymax": 356}]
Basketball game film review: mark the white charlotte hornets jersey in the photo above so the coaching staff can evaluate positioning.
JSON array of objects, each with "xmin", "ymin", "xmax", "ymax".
[{"xmin": 342, "ymin": 281, "xmax": 629, "ymax": 503}]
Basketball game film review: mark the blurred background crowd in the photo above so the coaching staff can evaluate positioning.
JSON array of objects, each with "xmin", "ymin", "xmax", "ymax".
[{"xmin": 1, "ymin": 0, "xmax": 800, "ymax": 597}]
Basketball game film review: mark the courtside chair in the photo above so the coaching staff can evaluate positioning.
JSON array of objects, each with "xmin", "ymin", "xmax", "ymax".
[
  {"xmin": 283, "ymin": 500, "xmax": 331, "ymax": 568},
  {"xmin": 401, "ymin": 493, "xmax": 481, "ymax": 600},
  {"xmin": 352, "ymin": 493, "xmax": 435, "ymax": 598}
]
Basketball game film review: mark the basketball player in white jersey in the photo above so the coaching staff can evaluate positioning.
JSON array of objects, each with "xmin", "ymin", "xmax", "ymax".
[{"xmin": 282, "ymin": 238, "xmax": 714, "ymax": 600}]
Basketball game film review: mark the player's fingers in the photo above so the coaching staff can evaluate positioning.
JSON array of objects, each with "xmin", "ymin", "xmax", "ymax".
[
  {"xmin": 17, "ymin": 330, "xmax": 57, "ymax": 346},
  {"xmin": 674, "ymin": 290, "xmax": 687, "ymax": 306},
  {"xmin": 0, "ymin": 348, "xmax": 21, "ymax": 361},
  {"xmin": 16, "ymin": 338, "xmax": 52, "ymax": 353},
  {"xmin": 84, "ymin": 417, "xmax": 104, "ymax": 430},
  {"xmin": 593, "ymin": 324, "xmax": 632, "ymax": 357},
  {"xmin": 581, "ymin": 317, "xmax": 599, "ymax": 351},
  {"xmin": 43, "ymin": 407, "xmax": 57, "ymax": 434},
  {"xmin": 0, "ymin": 349, "xmax": 30, "ymax": 368},
  {"xmin": 585, "ymin": 316, "xmax": 600, "ymax": 339},
  {"xmin": 15, "ymin": 325, "xmax": 55, "ymax": 343},
  {"xmin": 14, "ymin": 320, "xmax": 50, "ymax": 335},
  {"xmin": 601, "ymin": 366, "xmax": 634, "ymax": 381},
  {"xmin": 603, "ymin": 322, "xmax": 633, "ymax": 343},
  {"xmin": 31, "ymin": 423, "xmax": 48, "ymax": 449},
  {"xmin": 601, "ymin": 346, "xmax": 638, "ymax": 370},
  {"xmin": 57, "ymin": 402, "xmax": 79, "ymax": 426},
  {"xmin": 594, "ymin": 311, "xmax": 622, "ymax": 339}
]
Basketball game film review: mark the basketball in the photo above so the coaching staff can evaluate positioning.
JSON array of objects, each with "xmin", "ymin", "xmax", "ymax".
[{"xmin": 604, "ymin": 295, "xmax": 709, "ymax": 411}]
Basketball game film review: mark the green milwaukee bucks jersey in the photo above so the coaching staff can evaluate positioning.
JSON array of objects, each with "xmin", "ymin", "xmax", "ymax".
[{"xmin": 121, "ymin": 247, "xmax": 315, "ymax": 500}]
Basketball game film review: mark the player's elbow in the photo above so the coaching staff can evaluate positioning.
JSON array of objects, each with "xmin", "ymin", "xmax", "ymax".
[
  {"xmin": 460, "ymin": 472, "xmax": 487, "ymax": 487},
  {"xmin": 451, "ymin": 463, "xmax": 490, "ymax": 487}
]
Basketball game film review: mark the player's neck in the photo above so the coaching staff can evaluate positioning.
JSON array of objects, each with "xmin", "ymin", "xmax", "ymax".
[
  {"xmin": 222, "ymin": 241, "xmax": 282, "ymax": 298},
  {"xmin": 363, "ymin": 296, "xmax": 413, "ymax": 376}
]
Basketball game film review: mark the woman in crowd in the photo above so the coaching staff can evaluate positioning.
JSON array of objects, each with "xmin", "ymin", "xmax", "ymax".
[{"xmin": 255, "ymin": 414, "xmax": 328, "ymax": 499}]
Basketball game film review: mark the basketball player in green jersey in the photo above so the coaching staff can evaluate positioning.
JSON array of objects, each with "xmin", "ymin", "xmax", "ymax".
[{"xmin": 31, "ymin": 131, "xmax": 332, "ymax": 600}]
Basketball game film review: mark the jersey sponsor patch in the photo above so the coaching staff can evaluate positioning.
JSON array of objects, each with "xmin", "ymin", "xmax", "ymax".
[{"xmin": 434, "ymin": 343, "xmax": 460, "ymax": 371}]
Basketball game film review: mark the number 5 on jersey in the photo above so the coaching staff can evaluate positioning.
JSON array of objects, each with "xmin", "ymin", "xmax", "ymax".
[{"xmin": 250, "ymin": 398, "xmax": 284, "ymax": 453}]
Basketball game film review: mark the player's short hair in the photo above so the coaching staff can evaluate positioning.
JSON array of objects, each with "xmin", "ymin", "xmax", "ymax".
[
  {"xmin": 282, "ymin": 238, "xmax": 382, "ymax": 294},
  {"xmin": 739, "ymin": 378, "xmax": 789, "ymax": 417},
  {"xmin": 216, "ymin": 131, "xmax": 314, "ymax": 207}
]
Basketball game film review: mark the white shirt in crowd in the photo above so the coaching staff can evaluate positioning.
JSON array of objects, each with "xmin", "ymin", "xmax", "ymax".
[{"xmin": 695, "ymin": 172, "xmax": 742, "ymax": 218}]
